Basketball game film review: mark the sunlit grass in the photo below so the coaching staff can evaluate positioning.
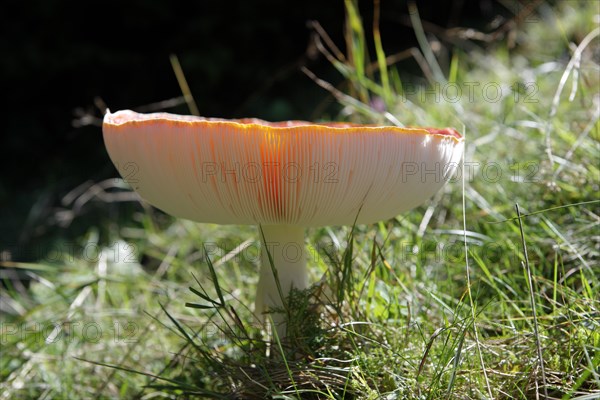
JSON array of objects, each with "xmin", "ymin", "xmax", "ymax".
[{"xmin": 2, "ymin": 1, "xmax": 599, "ymax": 399}]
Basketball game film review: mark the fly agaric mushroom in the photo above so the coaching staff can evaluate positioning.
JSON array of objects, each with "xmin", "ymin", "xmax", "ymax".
[{"xmin": 103, "ymin": 110, "xmax": 464, "ymax": 334}]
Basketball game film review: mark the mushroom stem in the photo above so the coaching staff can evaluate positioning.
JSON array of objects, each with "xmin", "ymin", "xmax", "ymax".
[{"xmin": 256, "ymin": 224, "xmax": 308, "ymax": 337}]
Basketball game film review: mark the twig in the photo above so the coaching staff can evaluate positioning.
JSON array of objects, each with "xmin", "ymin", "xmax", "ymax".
[{"xmin": 307, "ymin": 20, "xmax": 346, "ymax": 62}]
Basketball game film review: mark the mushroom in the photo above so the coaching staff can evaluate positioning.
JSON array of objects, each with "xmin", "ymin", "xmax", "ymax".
[{"xmin": 103, "ymin": 110, "xmax": 464, "ymax": 336}]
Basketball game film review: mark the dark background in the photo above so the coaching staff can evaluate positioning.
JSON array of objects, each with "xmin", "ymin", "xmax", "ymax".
[{"xmin": 1, "ymin": 0, "xmax": 515, "ymax": 261}]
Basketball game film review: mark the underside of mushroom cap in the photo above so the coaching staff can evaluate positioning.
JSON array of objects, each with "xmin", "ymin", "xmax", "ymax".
[{"xmin": 103, "ymin": 110, "xmax": 464, "ymax": 226}]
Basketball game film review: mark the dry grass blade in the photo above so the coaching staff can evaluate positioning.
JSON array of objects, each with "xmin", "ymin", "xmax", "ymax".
[
  {"xmin": 461, "ymin": 127, "xmax": 494, "ymax": 399},
  {"xmin": 169, "ymin": 53, "xmax": 200, "ymax": 116},
  {"xmin": 516, "ymin": 204, "xmax": 549, "ymax": 399},
  {"xmin": 407, "ymin": 1, "xmax": 446, "ymax": 83}
]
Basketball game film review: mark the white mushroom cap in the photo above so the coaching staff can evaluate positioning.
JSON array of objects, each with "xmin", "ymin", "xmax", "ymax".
[{"xmin": 103, "ymin": 110, "xmax": 464, "ymax": 227}]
